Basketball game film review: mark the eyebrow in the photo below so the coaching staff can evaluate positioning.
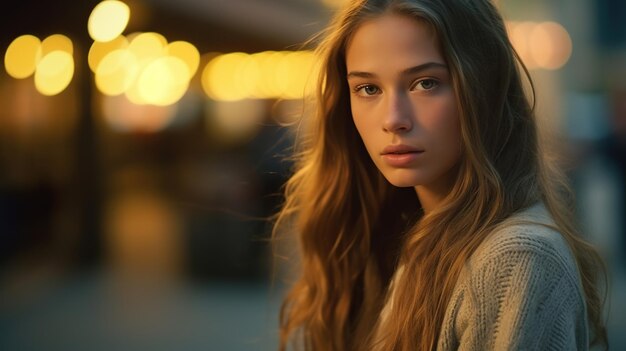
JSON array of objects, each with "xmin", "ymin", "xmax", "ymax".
[{"xmin": 346, "ymin": 62, "xmax": 448, "ymax": 79}]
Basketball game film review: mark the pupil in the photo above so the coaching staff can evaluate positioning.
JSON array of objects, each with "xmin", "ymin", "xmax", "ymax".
[{"xmin": 365, "ymin": 86, "xmax": 377, "ymax": 94}]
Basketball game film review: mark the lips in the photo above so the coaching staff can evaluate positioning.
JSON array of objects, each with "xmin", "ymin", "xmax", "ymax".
[
  {"xmin": 381, "ymin": 144, "xmax": 424, "ymax": 155},
  {"xmin": 380, "ymin": 144, "xmax": 424, "ymax": 167}
]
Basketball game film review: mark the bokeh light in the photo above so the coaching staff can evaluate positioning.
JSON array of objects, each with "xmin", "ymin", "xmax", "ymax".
[
  {"xmin": 137, "ymin": 56, "xmax": 189, "ymax": 106},
  {"xmin": 202, "ymin": 52, "xmax": 250, "ymax": 101},
  {"xmin": 507, "ymin": 21, "xmax": 572, "ymax": 70},
  {"xmin": 34, "ymin": 51, "xmax": 75, "ymax": 96},
  {"xmin": 89, "ymin": 32, "xmax": 198, "ymax": 107},
  {"xmin": 530, "ymin": 21, "xmax": 573, "ymax": 70},
  {"xmin": 89, "ymin": 35, "xmax": 129, "ymax": 72},
  {"xmin": 88, "ymin": 0, "xmax": 131, "ymax": 42},
  {"xmin": 201, "ymin": 50, "xmax": 318, "ymax": 101},
  {"xmin": 509, "ymin": 21, "xmax": 538, "ymax": 69},
  {"xmin": 270, "ymin": 52, "xmax": 290, "ymax": 98},
  {"xmin": 38, "ymin": 34, "xmax": 73, "ymax": 59},
  {"xmin": 4, "ymin": 35, "xmax": 41, "ymax": 79},
  {"xmin": 127, "ymin": 32, "xmax": 166, "ymax": 66},
  {"xmin": 254, "ymin": 51, "xmax": 281, "ymax": 98},
  {"xmin": 95, "ymin": 49, "xmax": 139, "ymax": 96},
  {"xmin": 237, "ymin": 54, "xmax": 262, "ymax": 98},
  {"xmin": 282, "ymin": 51, "xmax": 317, "ymax": 99},
  {"xmin": 167, "ymin": 41, "xmax": 200, "ymax": 78}
]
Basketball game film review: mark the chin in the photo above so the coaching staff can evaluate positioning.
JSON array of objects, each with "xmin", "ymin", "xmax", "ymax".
[
  {"xmin": 387, "ymin": 179, "xmax": 419, "ymax": 188},
  {"xmin": 382, "ymin": 171, "xmax": 424, "ymax": 188}
]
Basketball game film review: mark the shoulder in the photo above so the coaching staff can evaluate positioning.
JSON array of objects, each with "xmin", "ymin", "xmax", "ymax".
[
  {"xmin": 438, "ymin": 203, "xmax": 590, "ymax": 350},
  {"xmin": 464, "ymin": 202, "xmax": 584, "ymax": 302},
  {"xmin": 468, "ymin": 202, "xmax": 580, "ymax": 282}
]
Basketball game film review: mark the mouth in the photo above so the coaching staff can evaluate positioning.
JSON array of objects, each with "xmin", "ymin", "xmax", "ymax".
[
  {"xmin": 380, "ymin": 151, "xmax": 423, "ymax": 167},
  {"xmin": 381, "ymin": 144, "xmax": 424, "ymax": 155},
  {"xmin": 382, "ymin": 151, "xmax": 423, "ymax": 155}
]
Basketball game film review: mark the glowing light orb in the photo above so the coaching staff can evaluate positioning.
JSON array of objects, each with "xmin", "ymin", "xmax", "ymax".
[
  {"xmin": 88, "ymin": 0, "xmax": 131, "ymax": 42},
  {"xmin": 34, "ymin": 51, "xmax": 74, "ymax": 96},
  {"xmin": 4, "ymin": 34, "xmax": 41, "ymax": 79}
]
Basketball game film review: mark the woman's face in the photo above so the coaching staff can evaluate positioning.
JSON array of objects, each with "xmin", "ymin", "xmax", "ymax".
[{"xmin": 346, "ymin": 13, "xmax": 462, "ymax": 193}]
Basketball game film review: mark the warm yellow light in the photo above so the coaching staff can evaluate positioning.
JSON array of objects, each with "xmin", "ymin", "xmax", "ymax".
[
  {"xmin": 273, "ymin": 52, "xmax": 291, "ymax": 97},
  {"xmin": 252, "ymin": 52, "xmax": 269, "ymax": 99},
  {"xmin": 95, "ymin": 49, "xmax": 139, "ymax": 95},
  {"xmin": 507, "ymin": 21, "xmax": 572, "ymax": 71},
  {"xmin": 88, "ymin": 35, "xmax": 129, "ymax": 72},
  {"xmin": 88, "ymin": 0, "xmax": 131, "ymax": 42},
  {"xmin": 128, "ymin": 32, "xmax": 166, "ymax": 66},
  {"xmin": 530, "ymin": 22, "xmax": 572, "ymax": 70},
  {"xmin": 34, "ymin": 51, "xmax": 74, "ymax": 96},
  {"xmin": 89, "ymin": 30, "xmax": 193, "ymax": 106},
  {"xmin": 237, "ymin": 54, "xmax": 262, "ymax": 98},
  {"xmin": 4, "ymin": 34, "xmax": 41, "ymax": 79},
  {"xmin": 509, "ymin": 21, "xmax": 538, "ymax": 69},
  {"xmin": 253, "ymin": 51, "xmax": 287, "ymax": 99},
  {"xmin": 38, "ymin": 34, "xmax": 73, "ymax": 61},
  {"xmin": 137, "ymin": 56, "xmax": 189, "ymax": 106},
  {"xmin": 124, "ymin": 78, "xmax": 148, "ymax": 105},
  {"xmin": 248, "ymin": 52, "xmax": 271, "ymax": 98},
  {"xmin": 269, "ymin": 50, "xmax": 317, "ymax": 100},
  {"xmin": 303, "ymin": 51, "xmax": 319, "ymax": 97},
  {"xmin": 282, "ymin": 51, "xmax": 317, "ymax": 100},
  {"xmin": 167, "ymin": 41, "xmax": 200, "ymax": 78},
  {"xmin": 201, "ymin": 50, "xmax": 319, "ymax": 101},
  {"xmin": 202, "ymin": 52, "xmax": 250, "ymax": 101}
]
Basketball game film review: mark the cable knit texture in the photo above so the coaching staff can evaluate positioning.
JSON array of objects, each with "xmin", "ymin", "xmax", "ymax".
[
  {"xmin": 378, "ymin": 203, "xmax": 589, "ymax": 350},
  {"xmin": 436, "ymin": 203, "xmax": 589, "ymax": 350}
]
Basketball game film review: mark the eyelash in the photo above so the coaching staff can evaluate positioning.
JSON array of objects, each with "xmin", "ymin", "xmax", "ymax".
[
  {"xmin": 353, "ymin": 84, "xmax": 381, "ymax": 96},
  {"xmin": 412, "ymin": 78, "xmax": 440, "ymax": 91},
  {"xmin": 352, "ymin": 78, "xmax": 440, "ymax": 97}
]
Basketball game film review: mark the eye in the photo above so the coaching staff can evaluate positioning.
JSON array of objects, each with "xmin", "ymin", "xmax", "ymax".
[
  {"xmin": 412, "ymin": 78, "xmax": 439, "ymax": 91},
  {"xmin": 354, "ymin": 84, "xmax": 381, "ymax": 96}
]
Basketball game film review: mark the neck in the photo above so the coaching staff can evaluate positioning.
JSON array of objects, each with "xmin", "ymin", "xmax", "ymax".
[
  {"xmin": 414, "ymin": 186, "xmax": 446, "ymax": 214},
  {"xmin": 414, "ymin": 171, "xmax": 457, "ymax": 214}
]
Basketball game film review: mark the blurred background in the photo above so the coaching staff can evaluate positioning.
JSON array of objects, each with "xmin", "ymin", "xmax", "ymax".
[{"xmin": 0, "ymin": 0, "xmax": 624, "ymax": 350}]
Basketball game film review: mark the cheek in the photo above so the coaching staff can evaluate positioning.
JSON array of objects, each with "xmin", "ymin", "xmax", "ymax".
[
  {"xmin": 442, "ymin": 105, "xmax": 461, "ymax": 142},
  {"xmin": 423, "ymin": 100, "xmax": 462, "ymax": 153}
]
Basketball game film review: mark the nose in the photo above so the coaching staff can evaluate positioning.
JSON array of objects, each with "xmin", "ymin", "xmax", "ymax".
[{"xmin": 382, "ymin": 91, "xmax": 413, "ymax": 133}]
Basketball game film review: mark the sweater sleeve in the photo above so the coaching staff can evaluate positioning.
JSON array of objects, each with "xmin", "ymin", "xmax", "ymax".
[{"xmin": 450, "ymin": 230, "xmax": 589, "ymax": 351}]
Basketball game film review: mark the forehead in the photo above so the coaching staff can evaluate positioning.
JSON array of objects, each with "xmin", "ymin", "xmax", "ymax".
[{"xmin": 345, "ymin": 13, "xmax": 443, "ymax": 73}]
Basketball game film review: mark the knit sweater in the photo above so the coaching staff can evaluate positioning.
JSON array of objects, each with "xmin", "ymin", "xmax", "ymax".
[{"xmin": 378, "ymin": 203, "xmax": 590, "ymax": 350}]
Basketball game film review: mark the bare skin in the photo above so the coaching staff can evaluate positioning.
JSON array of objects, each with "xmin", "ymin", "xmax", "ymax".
[{"xmin": 346, "ymin": 14, "xmax": 462, "ymax": 214}]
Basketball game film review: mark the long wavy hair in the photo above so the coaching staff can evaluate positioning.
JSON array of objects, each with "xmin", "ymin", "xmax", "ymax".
[{"xmin": 273, "ymin": 0, "xmax": 608, "ymax": 350}]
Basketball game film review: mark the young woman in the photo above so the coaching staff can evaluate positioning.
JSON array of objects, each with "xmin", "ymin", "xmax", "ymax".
[{"xmin": 273, "ymin": 0, "xmax": 608, "ymax": 350}]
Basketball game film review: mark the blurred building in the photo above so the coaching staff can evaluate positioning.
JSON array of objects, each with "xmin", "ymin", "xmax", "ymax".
[
  {"xmin": 0, "ymin": 0, "xmax": 624, "ymax": 350},
  {"xmin": 0, "ymin": 0, "xmax": 332, "ymax": 281}
]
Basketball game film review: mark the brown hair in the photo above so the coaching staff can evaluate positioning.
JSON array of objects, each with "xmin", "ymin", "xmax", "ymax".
[{"xmin": 273, "ymin": 0, "xmax": 608, "ymax": 350}]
